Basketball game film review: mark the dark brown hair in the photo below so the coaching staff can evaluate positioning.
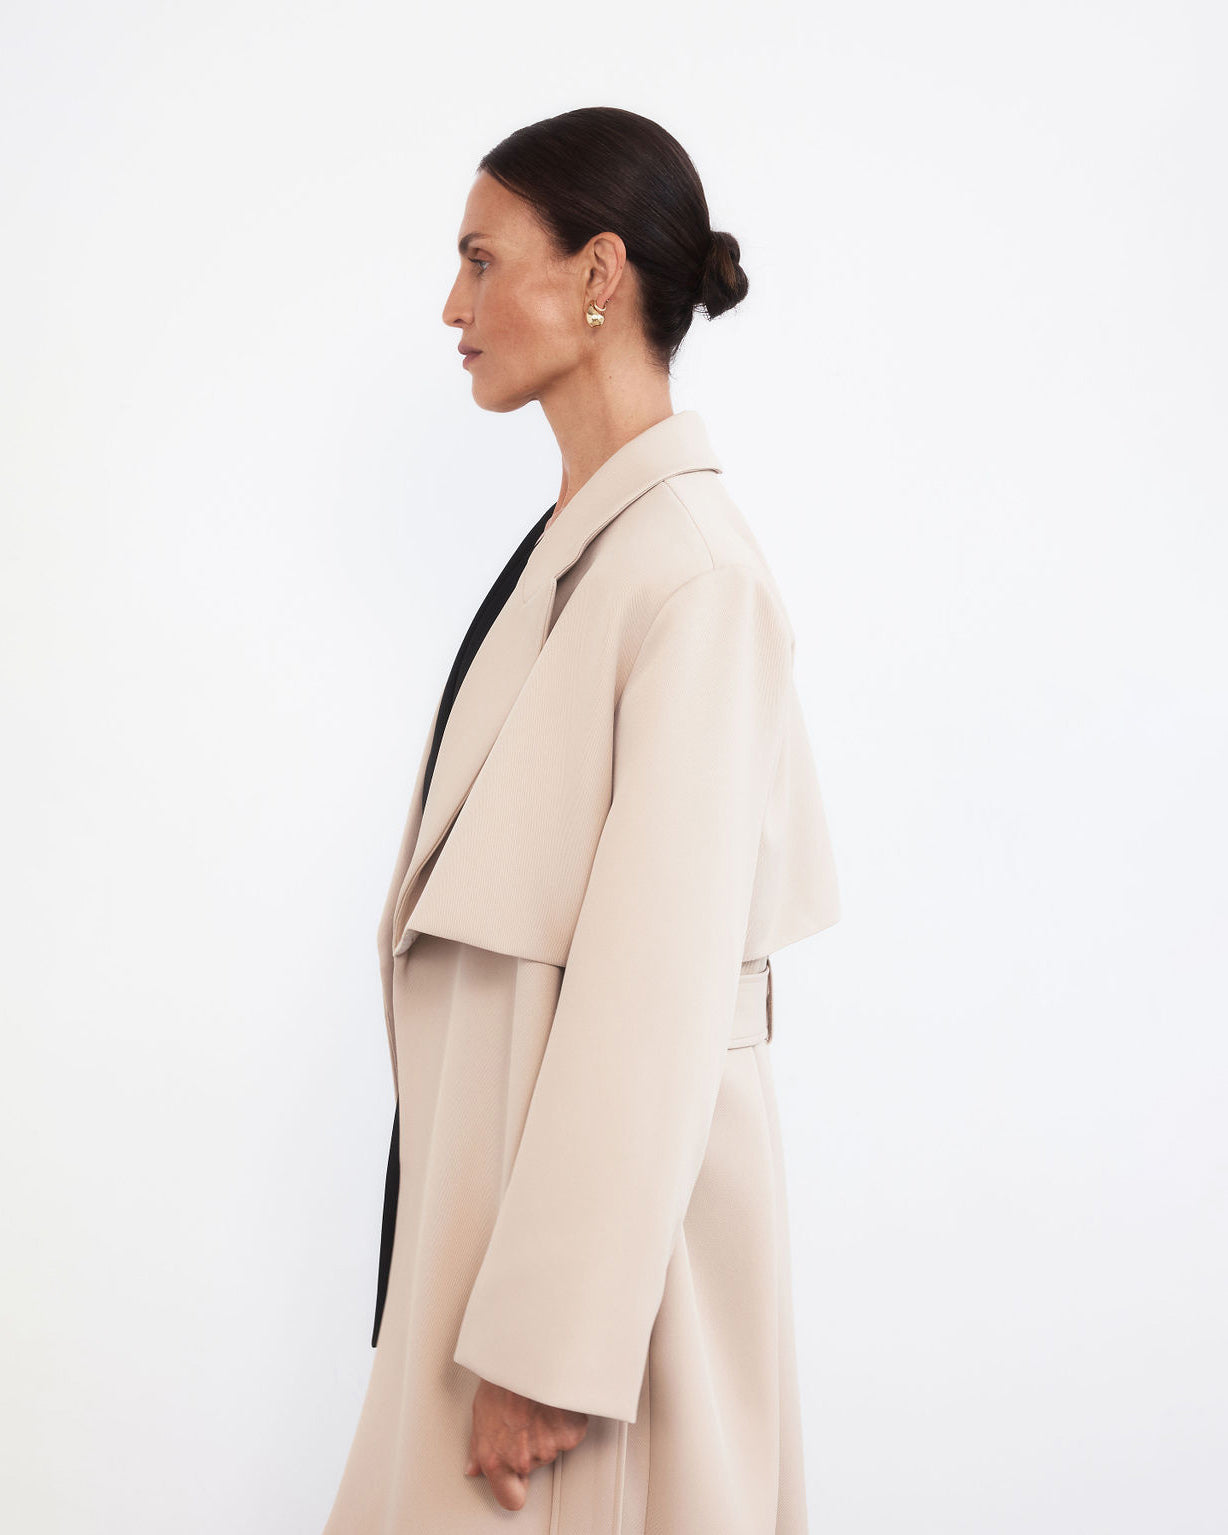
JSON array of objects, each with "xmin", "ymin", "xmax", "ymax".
[{"xmin": 477, "ymin": 107, "xmax": 749, "ymax": 370}]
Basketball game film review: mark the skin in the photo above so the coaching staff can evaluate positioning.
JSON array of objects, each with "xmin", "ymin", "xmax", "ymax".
[
  {"xmin": 442, "ymin": 169, "xmax": 677, "ymax": 534},
  {"xmin": 443, "ymin": 170, "xmax": 675, "ymax": 1509},
  {"xmin": 462, "ymin": 1380, "xmax": 590, "ymax": 1510}
]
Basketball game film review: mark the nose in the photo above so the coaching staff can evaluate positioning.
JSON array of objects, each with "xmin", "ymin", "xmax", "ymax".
[{"xmin": 442, "ymin": 274, "xmax": 471, "ymax": 330}]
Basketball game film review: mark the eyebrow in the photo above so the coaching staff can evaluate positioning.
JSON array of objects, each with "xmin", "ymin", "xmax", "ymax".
[{"xmin": 457, "ymin": 231, "xmax": 491, "ymax": 255}]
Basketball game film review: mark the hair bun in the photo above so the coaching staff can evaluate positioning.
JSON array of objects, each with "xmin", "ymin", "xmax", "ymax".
[{"xmin": 698, "ymin": 229, "xmax": 749, "ymax": 319}]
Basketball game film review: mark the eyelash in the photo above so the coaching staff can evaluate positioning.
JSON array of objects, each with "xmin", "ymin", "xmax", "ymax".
[{"xmin": 469, "ymin": 257, "xmax": 489, "ymax": 275}]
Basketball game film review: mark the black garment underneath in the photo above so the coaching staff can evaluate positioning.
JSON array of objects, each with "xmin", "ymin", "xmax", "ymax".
[{"xmin": 371, "ymin": 503, "xmax": 555, "ymax": 1348}]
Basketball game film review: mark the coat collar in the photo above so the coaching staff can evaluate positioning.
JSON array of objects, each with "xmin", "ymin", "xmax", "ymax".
[
  {"xmin": 387, "ymin": 409, "xmax": 723, "ymax": 956},
  {"xmin": 515, "ymin": 409, "xmax": 723, "ymax": 604}
]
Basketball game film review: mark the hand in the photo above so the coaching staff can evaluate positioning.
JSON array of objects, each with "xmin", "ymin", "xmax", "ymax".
[{"xmin": 463, "ymin": 1377, "xmax": 589, "ymax": 1510}]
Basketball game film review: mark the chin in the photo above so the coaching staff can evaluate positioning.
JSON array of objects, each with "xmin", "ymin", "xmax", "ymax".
[{"xmin": 470, "ymin": 377, "xmax": 538, "ymax": 414}]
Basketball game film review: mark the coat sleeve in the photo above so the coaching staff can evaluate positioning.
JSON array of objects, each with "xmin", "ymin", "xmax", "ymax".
[{"xmin": 451, "ymin": 562, "xmax": 795, "ymax": 1423}]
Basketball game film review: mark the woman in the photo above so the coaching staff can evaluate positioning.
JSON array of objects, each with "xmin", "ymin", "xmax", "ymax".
[{"xmin": 322, "ymin": 107, "xmax": 840, "ymax": 1535}]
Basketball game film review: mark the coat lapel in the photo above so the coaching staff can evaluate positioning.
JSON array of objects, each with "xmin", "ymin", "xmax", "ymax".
[{"xmin": 385, "ymin": 409, "xmax": 722, "ymax": 958}]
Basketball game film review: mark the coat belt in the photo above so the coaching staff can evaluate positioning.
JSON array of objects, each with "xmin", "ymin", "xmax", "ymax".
[{"xmin": 730, "ymin": 958, "xmax": 774, "ymax": 1048}]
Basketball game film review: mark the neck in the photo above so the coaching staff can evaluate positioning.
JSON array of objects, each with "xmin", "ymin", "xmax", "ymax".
[{"xmin": 541, "ymin": 372, "xmax": 675, "ymax": 527}]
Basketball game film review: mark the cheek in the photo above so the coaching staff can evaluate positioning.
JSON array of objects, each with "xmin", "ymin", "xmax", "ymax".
[{"xmin": 487, "ymin": 280, "xmax": 578, "ymax": 363}]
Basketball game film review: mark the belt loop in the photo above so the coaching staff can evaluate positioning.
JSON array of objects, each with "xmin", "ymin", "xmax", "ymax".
[{"xmin": 765, "ymin": 956, "xmax": 774, "ymax": 1043}]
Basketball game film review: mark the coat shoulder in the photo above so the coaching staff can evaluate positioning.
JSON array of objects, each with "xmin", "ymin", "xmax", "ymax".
[{"xmin": 555, "ymin": 468, "xmax": 797, "ymax": 667}]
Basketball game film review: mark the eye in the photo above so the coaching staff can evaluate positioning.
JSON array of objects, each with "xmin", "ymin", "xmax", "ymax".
[{"xmin": 468, "ymin": 256, "xmax": 489, "ymax": 275}]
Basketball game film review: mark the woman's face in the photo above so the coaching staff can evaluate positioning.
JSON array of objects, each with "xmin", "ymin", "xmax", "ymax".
[{"xmin": 443, "ymin": 172, "xmax": 615, "ymax": 413}]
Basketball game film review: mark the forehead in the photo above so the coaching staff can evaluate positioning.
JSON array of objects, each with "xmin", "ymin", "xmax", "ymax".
[{"xmin": 457, "ymin": 172, "xmax": 544, "ymax": 249}]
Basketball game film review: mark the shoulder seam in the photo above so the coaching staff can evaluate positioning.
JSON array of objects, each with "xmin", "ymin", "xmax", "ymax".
[
  {"xmin": 662, "ymin": 477, "xmax": 718, "ymax": 571},
  {"xmin": 621, "ymin": 561, "xmax": 787, "ymax": 688},
  {"xmin": 660, "ymin": 475, "xmax": 793, "ymax": 649}
]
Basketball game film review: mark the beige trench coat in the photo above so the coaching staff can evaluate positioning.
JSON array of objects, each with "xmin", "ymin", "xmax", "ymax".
[{"xmin": 322, "ymin": 410, "xmax": 841, "ymax": 1534}]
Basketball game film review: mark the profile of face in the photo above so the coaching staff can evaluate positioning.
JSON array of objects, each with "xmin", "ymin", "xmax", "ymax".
[{"xmin": 442, "ymin": 171, "xmax": 632, "ymax": 413}]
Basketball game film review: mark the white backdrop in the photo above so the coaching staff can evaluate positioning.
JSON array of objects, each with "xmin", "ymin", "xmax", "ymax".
[{"xmin": 2, "ymin": 3, "xmax": 1224, "ymax": 1531}]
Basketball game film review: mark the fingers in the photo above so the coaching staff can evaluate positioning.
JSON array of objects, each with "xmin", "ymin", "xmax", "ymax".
[
  {"xmin": 558, "ymin": 1413, "xmax": 589, "ymax": 1451},
  {"xmin": 464, "ymin": 1443, "xmax": 546, "ymax": 1510},
  {"xmin": 486, "ymin": 1465, "xmax": 529, "ymax": 1511},
  {"xmin": 464, "ymin": 1382, "xmax": 587, "ymax": 1506}
]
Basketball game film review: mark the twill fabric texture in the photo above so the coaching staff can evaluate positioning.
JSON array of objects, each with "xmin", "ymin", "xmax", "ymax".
[{"xmin": 321, "ymin": 409, "xmax": 841, "ymax": 1535}]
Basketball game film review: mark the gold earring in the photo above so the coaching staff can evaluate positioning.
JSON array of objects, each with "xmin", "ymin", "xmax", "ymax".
[{"xmin": 585, "ymin": 299, "xmax": 607, "ymax": 328}]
